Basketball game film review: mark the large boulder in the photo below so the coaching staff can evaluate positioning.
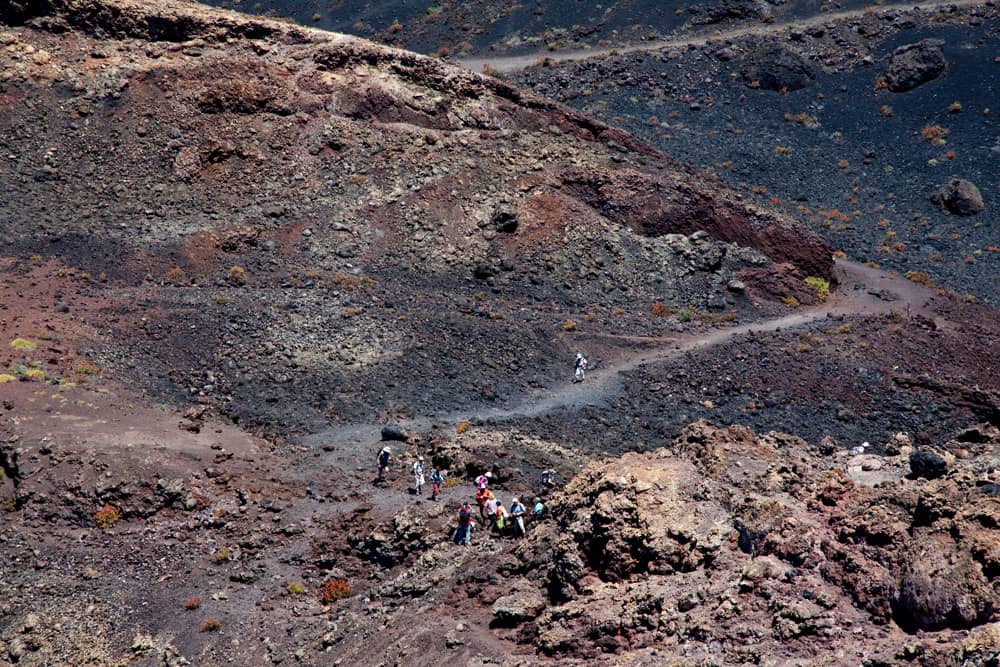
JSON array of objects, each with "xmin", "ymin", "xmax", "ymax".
[
  {"xmin": 492, "ymin": 583, "xmax": 546, "ymax": 624},
  {"xmin": 742, "ymin": 45, "xmax": 816, "ymax": 91},
  {"xmin": 893, "ymin": 537, "xmax": 997, "ymax": 630},
  {"xmin": 909, "ymin": 449, "xmax": 949, "ymax": 479},
  {"xmin": 884, "ymin": 39, "xmax": 947, "ymax": 92},
  {"xmin": 931, "ymin": 179, "xmax": 985, "ymax": 216}
]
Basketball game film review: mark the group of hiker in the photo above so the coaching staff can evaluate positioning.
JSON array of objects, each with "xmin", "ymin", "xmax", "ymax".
[
  {"xmin": 375, "ymin": 448, "xmax": 548, "ymax": 546},
  {"xmin": 371, "ymin": 352, "xmax": 585, "ymax": 544},
  {"xmin": 454, "ymin": 472, "xmax": 545, "ymax": 545},
  {"xmin": 377, "ymin": 447, "xmax": 445, "ymax": 501}
]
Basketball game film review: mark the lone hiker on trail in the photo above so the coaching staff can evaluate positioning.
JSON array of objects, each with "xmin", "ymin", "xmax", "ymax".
[
  {"xmin": 455, "ymin": 501, "xmax": 474, "ymax": 546},
  {"xmin": 574, "ymin": 353, "xmax": 588, "ymax": 383},
  {"xmin": 429, "ymin": 466, "xmax": 444, "ymax": 501},
  {"xmin": 377, "ymin": 446, "xmax": 392, "ymax": 481},
  {"xmin": 412, "ymin": 456, "xmax": 425, "ymax": 495}
]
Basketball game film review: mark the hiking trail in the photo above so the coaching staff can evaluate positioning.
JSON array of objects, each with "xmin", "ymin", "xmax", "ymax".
[
  {"xmin": 304, "ymin": 259, "xmax": 940, "ymax": 452},
  {"xmin": 457, "ymin": 0, "xmax": 986, "ymax": 73}
]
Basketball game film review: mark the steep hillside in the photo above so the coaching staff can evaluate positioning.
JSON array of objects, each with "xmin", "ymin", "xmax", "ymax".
[
  {"xmin": 0, "ymin": 0, "xmax": 833, "ymax": 434},
  {"xmin": 1, "ymin": 2, "xmax": 998, "ymax": 666}
]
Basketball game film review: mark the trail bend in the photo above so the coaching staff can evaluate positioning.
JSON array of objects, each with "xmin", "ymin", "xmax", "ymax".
[{"xmin": 303, "ymin": 259, "xmax": 939, "ymax": 449}]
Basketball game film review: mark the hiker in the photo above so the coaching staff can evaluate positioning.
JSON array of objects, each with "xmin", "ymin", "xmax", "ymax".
[
  {"xmin": 485, "ymin": 493, "xmax": 499, "ymax": 529},
  {"xmin": 574, "ymin": 353, "xmax": 588, "ymax": 382},
  {"xmin": 412, "ymin": 456, "xmax": 425, "ymax": 495},
  {"xmin": 532, "ymin": 497, "xmax": 545, "ymax": 520},
  {"xmin": 377, "ymin": 446, "xmax": 392, "ymax": 481},
  {"xmin": 476, "ymin": 486, "xmax": 492, "ymax": 520},
  {"xmin": 455, "ymin": 502, "xmax": 474, "ymax": 546},
  {"xmin": 429, "ymin": 466, "xmax": 444, "ymax": 501},
  {"xmin": 474, "ymin": 471, "xmax": 492, "ymax": 491},
  {"xmin": 540, "ymin": 469, "xmax": 556, "ymax": 488},
  {"xmin": 509, "ymin": 497, "xmax": 527, "ymax": 537},
  {"xmin": 495, "ymin": 500, "xmax": 509, "ymax": 534}
]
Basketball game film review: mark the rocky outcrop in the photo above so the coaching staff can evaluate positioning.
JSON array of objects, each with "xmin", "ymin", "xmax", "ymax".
[
  {"xmin": 931, "ymin": 179, "xmax": 985, "ymax": 216},
  {"xmin": 505, "ymin": 421, "xmax": 1000, "ymax": 660},
  {"xmin": 884, "ymin": 39, "xmax": 947, "ymax": 92}
]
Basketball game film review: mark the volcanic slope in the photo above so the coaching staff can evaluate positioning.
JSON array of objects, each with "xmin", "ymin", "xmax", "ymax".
[
  {"xmin": 0, "ymin": 0, "xmax": 833, "ymax": 435},
  {"xmin": 2, "ymin": 2, "xmax": 1000, "ymax": 667}
]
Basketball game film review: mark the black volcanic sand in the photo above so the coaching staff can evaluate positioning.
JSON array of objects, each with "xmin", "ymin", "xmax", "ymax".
[
  {"xmin": 514, "ymin": 16, "xmax": 1000, "ymax": 303},
  {"xmin": 199, "ymin": 0, "xmax": 886, "ymax": 57},
  {"xmin": 490, "ymin": 307, "xmax": 998, "ymax": 462}
]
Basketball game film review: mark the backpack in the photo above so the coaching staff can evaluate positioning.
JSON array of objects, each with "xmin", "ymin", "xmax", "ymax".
[
  {"xmin": 378, "ymin": 451, "xmax": 389, "ymax": 466},
  {"xmin": 459, "ymin": 508, "xmax": 470, "ymax": 524}
]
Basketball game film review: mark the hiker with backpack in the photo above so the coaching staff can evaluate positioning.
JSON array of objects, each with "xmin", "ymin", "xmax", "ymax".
[
  {"xmin": 495, "ymin": 500, "xmax": 510, "ymax": 535},
  {"xmin": 476, "ymin": 486, "xmax": 493, "ymax": 520},
  {"xmin": 485, "ymin": 493, "xmax": 499, "ymax": 529},
  {"xmin": 574, "ymin": 353, "xmax": 588, "ymax": 382},
  {"xmin": 455, "ymin": 502, "xmax": 474, "ymax": 546},
  {"xmin": 429, "ymin": 466, "xmax": 444, "ymax": 501},
  {"xmin": 412, "ymin": 456, "xmax": 425, "ymax": 495},
  {"xmin": 509, "ymin": 497, "xmax": 527, "ymax": 537},
  {"xmin": 532, "ymin": 497, "xmax": 545, "ymax": 520},
  {"xmin": 377, "ymin": 446, "xmax": 392, "ymax": 481}
]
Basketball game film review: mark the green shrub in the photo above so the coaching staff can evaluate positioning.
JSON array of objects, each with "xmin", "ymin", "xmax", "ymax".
[
  {"xmin": 10, "ymin": 338, "xmax": 36, "ymax": 351},
  {"xmin": 804, "ymin": 276, "xmax": 830, "ymax": 302}
]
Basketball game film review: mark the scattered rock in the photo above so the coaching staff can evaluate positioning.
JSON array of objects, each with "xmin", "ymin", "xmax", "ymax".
[{"xmin": 930, "ymin": 179, "xmax": 985, "ymax": 216}]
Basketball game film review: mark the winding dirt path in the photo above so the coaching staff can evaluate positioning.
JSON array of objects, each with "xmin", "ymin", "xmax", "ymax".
[
  {"xmin": 457, "ymin": 0, "xmax": 987, "ymax": 73},
  {"xmin": 304, "ymin": 259, "xmax": 939, "ymax": 449}
]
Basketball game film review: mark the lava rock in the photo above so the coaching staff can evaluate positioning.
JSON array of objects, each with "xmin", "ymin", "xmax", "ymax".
[
  {"xmin": 380, "ymin": 425, "xmax": 410, "ymax": 442},
  {"xmin": 492, "ymin": 588, "xmax": 546, "ymax": 624},
  {"xmin": 909, "ymin": 449, "xmax": 948, "ymax": 479},
  {"xmin": 492, "ymin": 207, "xmax": 518, "ymax": 234},
  {"xmin": 884, "ymin": 40, "xmax": 947, "ymax": 92},
  {"xmin": 930, "ymin": 179, "xmax": 985, "ymax": 216},
  {"xmin": 741, "ymin": 45, "xmax": 815, "ymax": 91}
]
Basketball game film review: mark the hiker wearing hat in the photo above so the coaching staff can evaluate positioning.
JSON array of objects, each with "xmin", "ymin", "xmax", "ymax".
[
  {"xmin": 474, "ymin": 471, "xmax": 492, "ymax": 491},
  {"xmin": 377, "ymin": 446, "xmax": 392, "ymax": 481},
  {"xmin": 412, "ymin": 456, "xmax": 425, "ymax": 495},
  {"xmin": 509, "ymin": 497, "xmax": 527, "ymax": 537},
  {"xmin": 485, "ymin": 493, "xmax": 499, "ymax": 530},
  {"xmin": 574, "ymin": 353, "xmax": 588, "ymax": 382}
]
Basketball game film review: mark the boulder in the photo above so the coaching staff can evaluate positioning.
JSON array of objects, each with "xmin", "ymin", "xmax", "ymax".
[
  {"xmin": 909, "ymin": 449, "xmax": 948, "ymax": 479},
  {"xmin": 893, "ymin": 538, "xmax": 996, "ymax": 630},
  {"xmin": 491, "ymin": 207, "xmax": 518, "ymax": 234},
  {"xmin": 492, "ymin": 588, "xmax": 546, "ymax": 624},
  {"xmin": 884, "ymin": 40, "xmax": 946, "ymax": 92},
  {"xmin": 742, "ymin": 45, "xmax": 815, "ymax": 91},
  {"xmin": 380, "ymin": 425, "xmax": 410, "ymax": 442},
  {"xmin": 930, "ymin": 179, "xmax": 985, "ymax": 216}
]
